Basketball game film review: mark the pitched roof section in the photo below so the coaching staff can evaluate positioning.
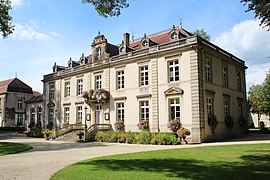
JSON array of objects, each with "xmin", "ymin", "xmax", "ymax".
[
  {"xmin": 25, "ymin": 94, "xmax": 43, "ymax": 103},
  {"xmin": 0, "ymin": 78, "xmax": 33, "ymax": 94}
]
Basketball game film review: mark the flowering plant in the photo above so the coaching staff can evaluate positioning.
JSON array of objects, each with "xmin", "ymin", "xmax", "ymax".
[
  {"xmin": 82, "ymin": 89, "xmax": 110, "ymax": 102},
  {"xmin": 114, "ymin": 120, "xmax": 125, "ymax": 131},
  {"xmin": 137, "ymin": 120, "xmax": 149, "ymax": 131},
  {"xmin": 167, "ymin": 118, "xmax": 181, "ymax": 132},
  {"xmin": 82, "ymin": 91, "xmax": 89, "ymax": 99}
]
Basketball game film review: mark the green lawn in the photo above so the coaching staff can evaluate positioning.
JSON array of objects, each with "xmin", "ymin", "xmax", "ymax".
[
  {"xmin": 51, "ymin": 144, "xmax": 270, "ymax": 180},
  {"xmin": 0, "ymin": 142, "xmax": 32, "ymax": 156}
]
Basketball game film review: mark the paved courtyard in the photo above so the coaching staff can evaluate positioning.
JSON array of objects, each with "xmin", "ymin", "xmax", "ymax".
[{"xmin": 0, "ymin": 132, "xmax": 270, "ymax": 180}]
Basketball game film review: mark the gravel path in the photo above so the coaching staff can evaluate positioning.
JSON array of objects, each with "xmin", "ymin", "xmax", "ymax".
[{"xmin": 0, "ymin": 132, "xmax": 269, "ymax": 180}]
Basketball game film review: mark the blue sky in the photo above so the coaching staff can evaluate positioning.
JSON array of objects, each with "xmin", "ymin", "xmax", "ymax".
[{"xmin": 1, "ymin": 0, "xmax": 270, "ymax": 92}]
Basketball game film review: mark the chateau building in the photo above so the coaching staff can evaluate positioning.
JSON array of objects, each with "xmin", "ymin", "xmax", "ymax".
[
  {"xmin": 0, "ymin": 78, "xmax": 35, "ymax": 127},
  {"xmin": 42, "ymin": 26, "xmax": 247, "ymax": 143}
]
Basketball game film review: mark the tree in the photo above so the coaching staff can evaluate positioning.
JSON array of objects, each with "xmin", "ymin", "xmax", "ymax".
[
  {"xmin": 193, "ymin": 29, "xmax": 211, "ymax": 41},
  {"xmin": 241, "ymin": 0, "xmax": 270, "ymax": 31},
  {"xmin": 82, "ymin": 0, "xmax": 129, "ymax": 18},
  {"xmin": 0, "ymin": 0, "xmax": 14, "ymax": 38},
  {"xmin": 263, "ymin": 70, "xmax": 270, "ymax": 116}
]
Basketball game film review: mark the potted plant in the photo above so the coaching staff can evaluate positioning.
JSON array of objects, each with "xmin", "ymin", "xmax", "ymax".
[
  {"xmin": 43, "ymin": 129, "xmax": 52, "ymax": 140},
  {"xmin": 114, "ymin": 120, "xmax": 125, "ymax": 131},
  {"xmin": 137, "ymin": 120, "xmax": 149, "ymax": 131},
  {"xmin": 76, "ymin": 131, "xmax": 84, "ymax": 141},
  {"xmin": 167, "ymin": 118, "xmax": 182, "ymax": 132}
]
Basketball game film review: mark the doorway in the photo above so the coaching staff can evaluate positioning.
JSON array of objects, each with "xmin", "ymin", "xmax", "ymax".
[{"xmin": 95, "ymin": 105, "xmax": 102, "ymax": 124}]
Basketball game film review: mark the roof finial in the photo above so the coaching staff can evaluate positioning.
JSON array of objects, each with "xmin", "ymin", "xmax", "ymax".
[
  {"xmin": 15, "ymin": 72, "xmax": 17, "ymax": 78},
  {"xmin": 179, "ymin": 18, "xmax": 183, "ymax": 28},
  {"xmin": 98, "ymin": 31, "xmax": 100, "ymax": 35}
]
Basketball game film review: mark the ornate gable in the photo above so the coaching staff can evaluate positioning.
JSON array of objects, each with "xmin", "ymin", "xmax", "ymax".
[{"xmin": 164, "ymin": 87, "xmax": 184, "ymax": 96}]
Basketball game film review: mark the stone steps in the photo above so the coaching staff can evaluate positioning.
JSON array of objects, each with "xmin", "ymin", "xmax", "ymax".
[{"xmin": 55, "ymin": 130, "xmax": 83, "ymax": 142}]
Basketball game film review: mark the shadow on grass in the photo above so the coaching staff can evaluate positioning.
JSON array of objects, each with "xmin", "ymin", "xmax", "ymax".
[{"xmin": 76, "ymin": 155, "xmax": 270, "ymax": 179}]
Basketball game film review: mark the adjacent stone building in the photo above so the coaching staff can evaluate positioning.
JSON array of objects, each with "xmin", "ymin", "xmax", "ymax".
[
  {"xmin": 42, "ymin": 26, "xmax": 248, "ymax": 143},
  {"xmin": 0, "ymin": 78, "xmax": 34, "ymax": 127}
]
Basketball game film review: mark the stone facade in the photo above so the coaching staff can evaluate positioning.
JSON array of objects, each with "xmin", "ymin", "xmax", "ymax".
[{"xmin": 42, "ymin": 27, "xmax": 247, "ymax": 143}]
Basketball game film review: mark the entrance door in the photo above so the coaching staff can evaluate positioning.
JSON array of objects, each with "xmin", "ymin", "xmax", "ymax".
[{"xmin": 95, "ymin": 105, "xmax": 102, "ymax": 124}]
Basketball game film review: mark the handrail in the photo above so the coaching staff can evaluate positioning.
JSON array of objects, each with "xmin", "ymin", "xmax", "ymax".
[{"xmin": 57, "ymin": 124, "xmax": 84, "ymax": 137}]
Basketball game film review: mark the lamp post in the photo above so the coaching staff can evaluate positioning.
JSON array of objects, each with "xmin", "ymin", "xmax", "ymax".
[
  {"xmin": 54, "ymin": 109, "xmax": 57, "ymax": 138},
  {"xmin": 84, "ymin": 106, "xmax": 87, "ymax": 141}
]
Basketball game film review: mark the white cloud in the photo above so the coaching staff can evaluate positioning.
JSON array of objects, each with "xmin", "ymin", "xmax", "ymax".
[
  {"xmin": 215, "ymin": 19, "xmax": 270, "ymax": 87},
  {"xmin": 10, "ymin": 0, "xmax": 26, "ymax": 8},
  {"xmin": 215, "ymin": 19, "xmax": 270, "ymax": 65},
  {"xmin": 10, "ymin": 22, "xmax": 58, "ymax": 41}
]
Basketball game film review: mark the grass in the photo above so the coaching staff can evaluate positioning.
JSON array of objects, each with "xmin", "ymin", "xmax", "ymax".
[
  {"xmin": 51, "ymin": 144, "xmax": 270, "ymax": 180},
  {"xmin": 0, "ymin": 142, "xmax": 32, "ymax": 156}
]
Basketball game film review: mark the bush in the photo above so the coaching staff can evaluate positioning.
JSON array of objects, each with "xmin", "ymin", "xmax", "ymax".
[
  {"xmin": 136, "ymin": 130, "xmax": 151, "ymax": 144},
  {"xmin": 125, "ymin": 131, "xmax": 137, "ymax": 144},
  {"xmin": 208, "ymin": 114, "xmax": 218, "ymax": 134},
  {"xmin": 259, "ymin": 128, "xmax": 270, "ymax": 134},
  {"xmin": 117, "ymin": 133, "xmax": 126, "ymax": 143},
  {"xmin": 96, "ymin": 131, "xmax": 105, "ymax": 142},
  {"xmin": 27, "ymin": 127, "xmax": 43, "ymax": 138},
  {"xmin": 43, "ymin": 129, "xmax": 52, "ymax": 140}
]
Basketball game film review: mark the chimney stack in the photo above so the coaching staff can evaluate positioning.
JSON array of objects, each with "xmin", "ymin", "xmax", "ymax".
[{"xmin": 123, "ymin": 33, "xmax": 130, "ymax": 47}]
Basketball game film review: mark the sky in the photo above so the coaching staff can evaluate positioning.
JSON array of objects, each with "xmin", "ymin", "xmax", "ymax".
[{"xmin": 1, "ymin": 0, "xmax": 270, "ymax": 93}]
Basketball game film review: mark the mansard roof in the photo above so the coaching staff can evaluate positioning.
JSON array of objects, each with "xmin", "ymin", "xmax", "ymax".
[
  {"xmin": 25, "ymin": 94, "xmax": 43, "ymax": 103},
  {"xmin": 0, "ymin": 78, "xmax": 33, "ymax": 94}
]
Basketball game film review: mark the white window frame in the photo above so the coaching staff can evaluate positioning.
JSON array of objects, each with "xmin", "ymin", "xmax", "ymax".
[
  {"xmin": 223, "ymin": 66, "xmax": 228, "ymax": 87},
  {"xmin": 169, "ymin": 98, "xmax": 180, "ymax": 120},
  {"xmin": 116, "ymin": 102, "xmax": 125, "ymax": 121},
  {"xmin": 224, "ymin": 100, "xmax": 230, "ymax": 117},
  {"xmin": 77, "ymin": 79, "xmax": 83, "ymax": 96},
  {"xmin": 65, "ymin": 81, "xmax": 70, "ymax": 97},
  {"xmin": 64, "ymin": 107, "xmax": 70, "ymax": 123},
  {"xmin": 207, "ymin": 97, "xmax": 213, "ymax": 116},
  {"xmin": 168, "ymin": 60, "xmax": 179, "ymax": 82},
  {"xmin": 142, "ymin": 40, "xmax": 148, "ymax": 47},
  {"xmin": 49, "ymin": 84, "xmax": 55, "ymax": 100},
  {"xmin": 17, "ymin": 98, "xmax": 23, "ymax": 110},
  {"xmin": 205, "ymin": 59, "xmax": 212, "ymax": 82},
  {"xmin": 171, "ymin": 32, "xmax": 178, "ymax": 40},
  {"xmin": 140, "ymin": 101, "xmax": 149, "ymax": 121},
  {"xmin": 117, "ymin": 70, "xmax": 124, "ymax": 89},
  {"xmin": 96, "ymin": 48, "xmax": 101, "ymax": 60},
  {"xmin": 140, "ymin": 66, "xmax": 149, "ymax": 86},
  {"xmin": 30, "ymin": 108, "xmax": 35, "ymax": 123},
  {"xmin": 17, "ymin": 114, "xmax": 23, "ymax": 125},
  {"xmin": 76, "ymin": 106, "xmax": 83, "ymax": 124},
  {"xmin": 95, "ymin": 75, "xmax": 102, "ymax": 89}
]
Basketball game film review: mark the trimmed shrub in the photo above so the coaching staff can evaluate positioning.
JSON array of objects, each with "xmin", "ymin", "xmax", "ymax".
[
  {"xmin": 96, "ymin": 131, "xmax": 105, "ymax": 142},
  {"xmin": 137, "ymin": 130, "xmax": 151, "ymax": 144},
  {"xmin": 27, "ymin": 127, "xmax": 43, "ymax": 138},
  {"xmin": 125, "ymin": 131, "xmax": 137, "ymax": 144}
]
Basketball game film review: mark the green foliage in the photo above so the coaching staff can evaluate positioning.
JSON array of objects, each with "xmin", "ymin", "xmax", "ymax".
[
  {"xmin": 27, "ymin": 127, "xmax": 44, "ymax": 138},
  {"xmin": 241, "ymin": 0, "xmax": 270, "ymax": 30},
  {"xmin": 51, "ymin": 144, "xmax": 270, "ymax": 180},
  {"xmin": 43, "ymin": 129, "xmax": 52, "ymax": 137},
  {"xmin": 124, "ymin": 131, "xmax": 137, "ymax": 144},
  {"xmin": 136, "ymin": 130, "xmax": 150, "ymax": 144},
  {"xmin": 114, "ymin": 120, "xmax": 125, "ymax": 131},
  {"xmin": 137, "ymin": 120, "xmax": 149, "ymax": 131},
  {"xmin": 167, "ymin": 118, "xmax": 182, "ymax": 132},
  {"xmin": 82, "ymin": 0, "xmax": 129, "ymax": 18},
  {"xmin": 208, "ymin": 114, "xmax": 218, "ymax": 134},
  {"xmin": 193, "ymin": 29, "xmax": 211, "ymax": 41},
  {"xmin": 0, "ymin": 0, "xmax": 14, "ymax": 38},
  {"xmin": 96, "ymin": 131, "xmax": 106, "ymax": 142},
  {"xmin": 0, "ymin": 142, "xmax": 32, "ymax": 156},
  {"xmin": 225, "ymin": 115, "xmax": 234, "ymax": 129},
  {"xmin": 177, "ymin": 127, "xmax": 191, "ymax": 138}
]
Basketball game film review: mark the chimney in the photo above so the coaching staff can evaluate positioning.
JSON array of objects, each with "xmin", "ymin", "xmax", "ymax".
[{"xmin": 123, "ymin": 33, "xmax": 130, "ymax": 47}]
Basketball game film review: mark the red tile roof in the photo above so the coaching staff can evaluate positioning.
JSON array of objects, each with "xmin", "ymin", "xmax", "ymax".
[
  {"xmin": 0, "ymin": 78, "xmax": 33, "ymax": 94},
  {"xmin": 0, "ymin": 78, "xmax": 15, "ymax": 94},
  {"xmin": 33, "ymin": 91, "xmax": 42, "ymax": 97}
]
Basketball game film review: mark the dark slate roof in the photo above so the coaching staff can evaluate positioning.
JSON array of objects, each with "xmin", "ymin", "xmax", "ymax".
[
  {"xmin": 0, "ymin": 78, "xmax": 33, "ymax": 94},
  {"xmin": 25, "ymin": 94, "xmax": 43, "ymax": 103}
]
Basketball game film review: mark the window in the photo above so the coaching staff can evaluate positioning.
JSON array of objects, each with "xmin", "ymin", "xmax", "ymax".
[
  {"xmin": 169, "ymin": 98, "xmax": 180, "ymax": 120},
  {"xmin": 17, "ymin": 98, "xmax": 23, "ymax": 110},
  {"xmin": 77, "ymin": 79, "xmax": 83, "ymax": 96},
  {"xmin": 237, "ymin": 71, "xmax": 242, "ymax": 91},
  {"xmin": 116, "ymin": 103, "xmax": 124, "ymax": 121},
  {"xmin": 76, "ymin": 106, "xmax": 83, "ymax": 123},
  {"xmin": 207, "ymin": 97, "xmax": 213, "ymax": 116},
  {"xmin": 142, "ymin": 40, "xmax": 148, "ymax": 47},
  {"xmin": 64, "ymin": 107, "xmax": 70, "ymax": 123},
  {"xmin": 30, "ymin": 109, "xmax": 35, "ymax": 123},
  {"xmin": 223, "ymin": 66, "xmax": 228, "ymax": 87},
  {"xmin": 49, "ymin": 84, "xmax": 55, "ymax": 100},
  {"xmin": 205, "ymin": 59, "xmax": 212, "ymax": 82},
  {"xmin": 117, "ymin": 71, "xmax": 124, "ymax": 89},
  {"xmin": 17, "ymin": 114, "xmax": 23, "ymax": 125},
  {"xmin": 224, "ymin": 100, "xmax": 230, "ymax": 117},
  {"xmin": 238, "ymin": 102, "xmax": 243, "ymax": 117},
  {"xmin": 140, "ymin": 101, "xmax": 149, "ymax": 121},
  {"xmin": 168, "ymin": 60, "xmax": 179, "ymax": 82},
  {"xmin": 140, "ymin": 66, "xmax": 149, "ymax": 86},
  {"xmin": 37, "ymin": 107, "xmax": 42, "ymax": 126},
  {"xmin": 65, "ymin": 81, "xmax": 70, "ymax": 97},
  {"xmin": 48, "ymin": 108, "xmax": 54, "ymax": 124},
  {"xmin": 95, "ymin": 75, "xmax": 102, "ymax": 89},
  {"xmin": 171, "ymin": 32, "xmax": 178, "ymax": 40},
  {"xmin": 96, "ymin": 48, "xmax": 101, "ymax": 60}
]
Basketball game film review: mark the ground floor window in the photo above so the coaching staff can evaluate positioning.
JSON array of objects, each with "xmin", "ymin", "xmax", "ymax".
[
  {"xmin": 207, "ymin": 97, "xmax": 213, "ymax": 116},
  {"xmin": 64, "ymin": 107, "xmax": 70, "ymax": 123},
  {"xmin": 169, "ymin": 98, "xmax": 180, "ymax": 120},
  {"xmin": 224, "ymin": 100, "xmax": 230, "ymax": 117},
  {"xmin": 140, "ymin": 101, "xmax": 149, "ymax": 121},
  {"xmin": 16, "ymin": 114, "xmax": 23, "ymax": 126},
  {"xmin": 76, "ymin": 106, "xmax": 83, "ymax": 124},
  {"xmin": 116, "ymin": 103, "xmax": 124, "ymax": 121}
]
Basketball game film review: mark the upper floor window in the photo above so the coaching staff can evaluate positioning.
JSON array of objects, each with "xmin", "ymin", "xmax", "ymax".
[
  {"xmin": 170, "ymin": 32, "xmax": 178, "ymax": 40},
  {"xmin": 140, "ymin": 66, "xmax": 149, "ymax": 86},
  {"xmin": 169, "ymin": 60, "xmax": 179, "ymax": 82},
  {"xmin": 65, "ymin": 81, "xmax": 70, "ymax": 97},
  {"xmin": 169, "ymin": 98, "xmax": 180, "ymax": 120},
  {"xmin": 17, "ymin": 98, "xmax": 23, "ymax": 110},
  {"xmin": 49, "ymin": 84, "xmax": 55, "ymax": 100},
  {"xmin": 223, "ymin": 66, "xmax": 228, "ymax": 87},
  {"xmin": 116, "ymin": 103, "xmax": 125, "ymax": 121},
  {"xmin": 77, "ymin": 79, "xmax": 83, "ymax": 96},
  {"xmin": 205, "ymin": 59, "xmax": 212, "ymax": 82},
  {"xmin": 95, "ymin": 75, "xmax": 102, "ymax": 89},
  {"xmin": 117, "ymin": 70, "xmax": 124, "ymax": 89},
  {"xmin": 96, "ymin": 48, "xmax": 101, "ymax": 60},
  {"xmin": 237, "ymin": 71, "xmax": 242, "ymax": 91},
  {"xmin": 30, "ymin": 108, "xmax": 35, "ymax": 123},
  {"xmin": 206, "ymin": 97, "xmax": 213, "ymax": 116},
  {"xmin": 140, "ymin": 100, "xmax": 149, "ymax": 121}
]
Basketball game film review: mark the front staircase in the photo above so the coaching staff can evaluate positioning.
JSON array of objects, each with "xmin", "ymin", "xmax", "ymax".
[{"xmin": 55, "ymin": 123, "xmax": 112, "ymax": 142}]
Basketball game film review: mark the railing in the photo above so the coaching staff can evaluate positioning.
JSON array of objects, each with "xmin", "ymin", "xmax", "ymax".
[
  {"xmin": 57, "ymin": 124, "xmax": 84, "ymax": 137},
  {"xmin": 85, "ymin": 124, "xmax": 112, "ymax": 142}
]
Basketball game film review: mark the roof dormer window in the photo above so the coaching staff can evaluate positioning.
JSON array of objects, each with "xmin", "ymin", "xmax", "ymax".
[
  {"xmin": 96, "ymin": 48, "xmax": 101, "ymax": 60},
  {"xmin": 171, "ymin": 32, "xmax": 178, "ymax": 40},
  {"xmin": 142, "ymin": 40, "xmax": 148, "ymax": 47}
]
